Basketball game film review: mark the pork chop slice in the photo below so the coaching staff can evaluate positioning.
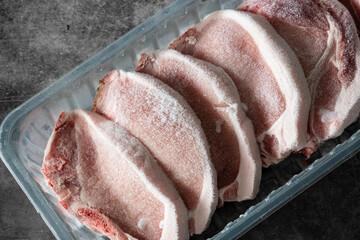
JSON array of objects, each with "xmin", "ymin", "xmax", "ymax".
[
  {"xmin": 92, "ymin": 70, "xmax": 217, "ymax": 234},
  {"xmin": 41, "ymin": 109, "xmax": 188, "ymax": 240},
  {"xmin": 135, "ymin": 49, "xmax": 261, "ymax": 205},
  {"xmin": 238, "ymin": 0, "xmax": 360, "ymax": 157},
  {"xmin": 169, "ymin": 10, "xmax": 310, "ymax": 166}
]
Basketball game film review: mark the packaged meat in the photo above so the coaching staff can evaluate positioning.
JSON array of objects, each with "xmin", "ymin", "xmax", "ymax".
[{"xmin": 2, "ymin": 1, "xmax": 360, "ymax": 240}]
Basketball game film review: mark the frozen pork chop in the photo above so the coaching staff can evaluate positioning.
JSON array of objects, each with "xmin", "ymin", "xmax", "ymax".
[
  {"xmin": 136, "ymin": 49, "xmax": 261, "ymax": 205},
  {"xmin": 170, "ymin": 10, "xmax": 310, "ymax": 166},
  {"xmin": 41, "ymin": 109, "xmax": 189, "ymax": 240},
  {"xmin": 239, "ymin": 0, "xmax": 360, "ymax": 157},
  {"xmin": 92, "ymin": 70, "xmax": 217, "ymax": 234}
]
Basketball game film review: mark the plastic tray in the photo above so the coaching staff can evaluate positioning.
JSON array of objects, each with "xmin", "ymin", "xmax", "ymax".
[{"xmin": 1, "ymin": 0, "xmax": 360, "ymax": 239}]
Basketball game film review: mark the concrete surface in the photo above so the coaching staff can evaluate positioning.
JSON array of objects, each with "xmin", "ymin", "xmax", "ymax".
[{"xmin": 0, "ymin": 0, "xmax": 359, "ymax": 239}]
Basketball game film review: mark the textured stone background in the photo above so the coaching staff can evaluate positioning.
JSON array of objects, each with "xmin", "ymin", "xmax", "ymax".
[{"xmin": 0, "ymin": 0, "xmax": 359, "ymax": 239}]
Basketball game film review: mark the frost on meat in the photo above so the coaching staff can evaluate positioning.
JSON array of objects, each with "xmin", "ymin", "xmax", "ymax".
[
  {"xmin": 41, "ymin": 109, "xmax": 189, "ymax": 240},
  {"xmin": 92, "ymin": 70, "xmax": 218, "ymax": 234}
]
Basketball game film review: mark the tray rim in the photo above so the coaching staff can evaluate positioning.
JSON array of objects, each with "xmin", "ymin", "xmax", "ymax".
[{"xmin": 1, "ymin": 0, "xmax": 360, "ymax": 239}]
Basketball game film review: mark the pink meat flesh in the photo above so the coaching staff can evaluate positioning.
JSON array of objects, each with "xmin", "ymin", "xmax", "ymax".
[
  {"xmin": 136, "ymin": 49, "xmax": 261, "ymax": 204},
  {"xmin": 172, "ymin": 19, "xmax": 285, "ymax": 135},
  {"xmin": 41, "ymin": 109, "xmax": 189, "ymax": 240},
  {"xmin": 170, "ymin": 10, "xmax": 310, "ymax": 166},
  {"xmin": 239, "ymin": 0, "xmax": 360, "ymax": 156},
  {"xmin": 92, "ymin": 70, "xmax": 217, "ymax": 234}
]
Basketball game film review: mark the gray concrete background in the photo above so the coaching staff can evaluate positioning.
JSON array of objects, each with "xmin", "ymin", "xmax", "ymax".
[{"xmin": 0, "ymin": 0, "xmax": 359, "ymax": 239}]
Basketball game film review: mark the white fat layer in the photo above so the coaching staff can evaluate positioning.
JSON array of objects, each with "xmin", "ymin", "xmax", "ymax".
[
  {"xmin": 307, "ymin": 15, "xmax": 337, "ymax": 89},
  {"xmin": 217, "ymin": 107, "xmax": 262, "ymax": 203}
]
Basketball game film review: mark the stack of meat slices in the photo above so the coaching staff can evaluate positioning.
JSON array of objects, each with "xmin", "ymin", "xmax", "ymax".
[
  {"xmin": 135, "ymin": 49, "xmax": 262, "ymax": 206},
  {"xmin": 169, "ymin": 10, "xmax": 311, "ymax": 166},
  {"xmin": 42, "ymin": 1, "xmax": 360, "ymax": 239}
]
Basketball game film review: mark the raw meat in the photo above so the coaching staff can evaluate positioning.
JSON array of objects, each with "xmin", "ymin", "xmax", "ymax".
[
  {"xmin": 41, "ymin": 109, "xmax": 189, "ymax": 240},
  {"xmin": 135, "ymin": 49, "xmax": 261, "ymax": 205},
  {"xmin": 169, "ymin": 10, "xmax": 310, "ymax": 166},
  {"xmin": 238, "ymin": 0, "xmax": 360, "ymax": 157},
  {"xmin": 338, "ymin": 0, "xmax": 360, "ymax": 31},
  {"xmin": 351, "ymin": 0, "xmax": 360, "ymax": 22},
  {"xmin": 92, "ymin": 70, "xmax": 218, "ymax": 234}
]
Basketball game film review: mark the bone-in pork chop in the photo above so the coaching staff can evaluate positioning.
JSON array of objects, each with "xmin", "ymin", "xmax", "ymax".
[
  {"xmin": 135, "ymin": 49, "xmax": 261, "ymax": 205},
  {"xmin": 238, "ymin": 0, "xmax": 360, "ymax": 157},
  {"xmin": 41, "ymin": 109, "xmax": 189, "ymax": 240},
  {"xmin": 169, "ymin": 10, "xmax": 310, "ymax": 166},
  {"xmin": 92, "ymin": 70, "xmax": 217, "ymax": 234}
]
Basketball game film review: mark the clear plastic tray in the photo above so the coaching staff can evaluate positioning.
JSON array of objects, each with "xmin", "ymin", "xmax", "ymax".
[{"xmin": 1, "ymin": 0, "xmax": 360, "ymax": 239}]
